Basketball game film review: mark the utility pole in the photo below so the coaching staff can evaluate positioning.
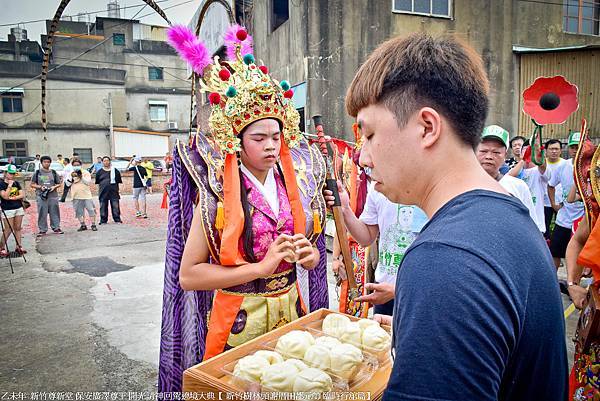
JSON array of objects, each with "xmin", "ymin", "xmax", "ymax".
[{"xmin": 108, "ymin": 93, "xmax": 115, "ymax": 158}]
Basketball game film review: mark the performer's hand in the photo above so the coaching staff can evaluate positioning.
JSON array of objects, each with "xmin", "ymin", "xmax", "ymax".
[
  {"xmin": 552, "ymin": 203, "xmax": 563, "ymax": 212},
  {"xmin": 355, "ymin": 282, "xmax": 395, "ymax": 305},
  {"xmin": 568, "ymin": 284, "xmax": 588, "ymax": 309},
  {"xmin": 292, "ymin": 233, "xmax": 318, "ymax": 269},
  {"xmin": 332, "ymin": 258, "xmax": 347, "ymax": 280},
  {"xmin": 257, "ymin": 234, "xmax": 295, "ymax": 278},
  {"xmin": 373, "ymin": 314, "xmax": 392, "ymax": 326},
  {"xmin": 323, "ymin": 181, "xmax": 350, "ymax": 211}
]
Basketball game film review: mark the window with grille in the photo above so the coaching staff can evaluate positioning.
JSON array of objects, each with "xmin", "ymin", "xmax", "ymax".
[
  {"xmin": 149, "ymin": 104, "xmax": 167, "ymax": 121},
  {"xmin": 73, "ymin": 148, "xmax": 93, "ymax": 163},
  {"xmin": 3, "ymin": 141, "xmax": 27, "ymax": 157},
  {"xmin": 148, "ymin": 67, "xmax": 164, "ymax": 81},
  {"xmin": 564, "ymin": 0, "xmax": 600, "ymax": 35},
  {"xmin": 1, "ymin": 93, "xmax": 23, "ymax": 113},
  {"xmin": 113, "ymin": 33, "xmax": 126, "ymax": 45},
  {"xmin": 393, "ymin": 0, "xmax": 452, "ymax": 18}
]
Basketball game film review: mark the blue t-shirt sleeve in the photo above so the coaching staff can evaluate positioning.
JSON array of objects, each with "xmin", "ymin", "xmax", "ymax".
[{"xmin": 383, "ymin": 242, "xmax": 518, "ymax": 401}]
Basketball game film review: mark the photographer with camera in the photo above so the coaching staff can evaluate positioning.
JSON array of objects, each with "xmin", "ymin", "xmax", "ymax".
[
  {"xmin": 66, "ymin": 159, "xmax": 97, "ymax": 232},
  {"xmin": 31, "ymin": 156, "xmax": 63, "ymax": 236},
  {"xmin": 126, "ymin": 156, "xmax": 148, "ymax": 219}
]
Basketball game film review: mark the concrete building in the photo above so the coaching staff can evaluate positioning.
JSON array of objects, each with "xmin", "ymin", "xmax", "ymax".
[
  {"xmin": 245, "ymin": 0, "xmax": 600, "ymax": 141},
  {"xmin": 0, "ymin": 15, "xmax": 191, "ymax": 161}
]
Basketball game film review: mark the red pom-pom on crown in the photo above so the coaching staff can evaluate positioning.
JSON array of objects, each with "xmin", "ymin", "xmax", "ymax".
[
  {"xmin": 218, "ymin": 69, "xmax": 231, "ymax": 81},
  {"xmin": 283, "ymin": 89, "xmax": 294, "ymax": 99},
  {"xmin": 259, "ymin": 65, "xmax": 268, "ymax": 74},
  {"xmin": 208, "ymin": 92, "xmax": 221, "ymax": 105},
  {"xmin": 236, "ymin": 29, "xmax": 248, "ymax": 41}
]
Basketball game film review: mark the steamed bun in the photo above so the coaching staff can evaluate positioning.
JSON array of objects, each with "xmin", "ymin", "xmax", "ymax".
[
  {"xmin": 233, "ymin": 354, "xmax": 270, "ymax": 382},
  {"xmin": 357, "ymin": 318, "xmax": 380, "ymax": 331},
  {"xmin": 254, "ymin": 350, "xmax": 284, "ymax": 365},
  {"xmin": 293, "ymin": 368, "xmax": 333, "ymax": 393},
  {"xmin": 314, "ymin": 336, "xmax": 342, "ymax": 349},
  {"xmin": 338, "ymin": 321, "xmax": 362, "ymax": 346},
  {"xmin": 362, "ymin": 325, "xmax": 392, "ymax": 351},
  {"xmin": 329, "ymin": 343, "xmax": 363, "ymax": 380},
  {"xmin": 260, "ymin": 361, "xmax": 298, "ymax": 392},
  {"xmin": 303, "ymin": 344, "xmax": 332, "ymax": 371},
  {"xmin": 275, "ymin": 330, "xmax": 314, "ymax": 359},
  {"xmin": 322, "ymin": 314, "xmax": 350, "ymax": 339},
  {"xmin": 284, "ymin": 358, "xmax": 308, "ymax": 373}
]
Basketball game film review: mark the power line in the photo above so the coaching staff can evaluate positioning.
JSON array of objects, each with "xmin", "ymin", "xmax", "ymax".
[
  {"xmin": 1, "ymin": 103, "xmax": 41, "ymax": 124},
  {"xmin": 0, "ymin": 0, "xmax": 173, "ymax": 28},
  {"xmin": 128, "ymin": 50, "xmax": 191, "ymax": 83},
  {"xmin": 1, "ymin": 35, "xmax": 112, "ymax": 96},
  {"xmin": 52, "ymin": 56, "xmax": 187, "ymax": 70}
]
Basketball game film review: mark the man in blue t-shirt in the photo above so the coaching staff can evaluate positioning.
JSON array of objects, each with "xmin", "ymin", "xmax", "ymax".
[{"xmin": 343, "ymin": 34, "xmax": 567, "ymax": 400}]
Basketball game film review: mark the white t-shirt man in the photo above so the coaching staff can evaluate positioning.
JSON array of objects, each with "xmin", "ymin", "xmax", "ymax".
[
  {"xmin": 521, "ymin": 166, "xmax": 551, "ymax": 233},
  {"xmin": 499, "ymin": 174, "xmax": 537, "ymax": 225},
  {"xmin": 359, "ymin": 185, "xmax": 428, "ymax": 285},
  {"xmin": 544, "ymin": 158, "xmax": 566, "ymax": 207},
  {"xmin": 548, "ymin": 161, "xmax": 584, "ymax": 229}
]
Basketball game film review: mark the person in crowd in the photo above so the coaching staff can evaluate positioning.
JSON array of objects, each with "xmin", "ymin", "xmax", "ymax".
[
  {"xmin": 0, "ymin": 164, "xmax": 26, "ymax": 256},
  {"xmin": 56, "ymin": 154, "xmax": 63, "ymax": 165},
  {"xmin": 164, "ymin": 152, "xmax": 173, "ymax": 172},
  {"xmin": 59, "ymin": 157, "xmax": 73, "ymax": 203},
  {"xmin": 34, "ymin": 154, "xmax": 41, "ymax": 171},
  {"xmin": 477, "ymin": 125, "xmax": 536, "ymax": 222},
  {"xmin": 126, "ymin": 157, "xmax": 148, "ymax": 219},
  {"xmin": 505, "ymin": 135, "xmax": 525, "ymax": 169},
  {"xmin": 548, "ymin": 131, "xmax": 585, "ymax": 268},
  {"xmin": 345, "ymin": 32, "xmax": 566, "ymax": 401},
  {"xmin": 89, "ymin": 157, "xmax": 103, "ymax": 174},
  {"xmin": 508, "ymin": 146, "xmax": 549, "ymax": 234},
  {"xmin": 66, "ymin": 159, "xmax": 97, "ymax": 232},
  {"xmin": 30, "ymin": 156, "xmax": 63, "ymax": 236},
  {"xmin": 141, "ymin": 158, "xmax": 155, "ymax": 195},
  {"xmin": 95, "ymin": 156, "xmax": 122, "ymax": 224},
  {"xmin": 543, "ymin": 139, "xmax": 567, "ymax": 240}
]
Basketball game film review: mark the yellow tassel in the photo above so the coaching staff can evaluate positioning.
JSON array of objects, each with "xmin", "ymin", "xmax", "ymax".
[
  {"xmin": 313, "ymin": 209, "xmax": 322, "ymax": 234},
  {"xmin": 215, "ymin": 201, "xmax": 225, "ymax": 230}
]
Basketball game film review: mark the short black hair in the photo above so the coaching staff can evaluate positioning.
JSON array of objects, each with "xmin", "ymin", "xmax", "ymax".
[
  {"xmin": 509, "ymin": 136, "xmax": 526, "ymax": 146},
  {"xmin": 57, "ymin": 154, "xmax": 63, "ymax": 158},
  {"xmin": 71, "ymin": 159, "xmax": 82, "ymax": 166},
  {"xmin": 41, "ymin": 156, "xmax": 51, "ymax": 162},
  {"xmin": 545, "ymin": 139, "xmax": 562, "ymax": 148},
  {"xmin": 64, "ymin": 158, "xmax": 70, "ymax": 163},
  {"xmin": 102, "ymin": 156, "xmax": 111, "ymax": 161}
]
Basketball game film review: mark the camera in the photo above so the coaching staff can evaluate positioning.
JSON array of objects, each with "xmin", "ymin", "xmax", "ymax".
[{"xmin": 40, "ymin": 187, "xmax": 51, "ymax": 200}]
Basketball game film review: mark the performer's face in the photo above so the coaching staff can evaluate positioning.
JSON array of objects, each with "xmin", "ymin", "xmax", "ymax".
[
  {"xmin": 477, "ymin": 140, "xmax": 506, "ymax": 178},
  {"xmin": 240, "ymin": 118, "xmax": 282, "ymax": 172}
]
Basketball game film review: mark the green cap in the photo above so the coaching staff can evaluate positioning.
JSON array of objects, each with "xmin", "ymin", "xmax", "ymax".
[
  {"xmin": 481, "ymin": 125, "xmax": 509, "ymax": 148},
  {"xmin": 6, "ymin": 164, "xmax": 17, "ymax": 174},
  {"xmin": 568, "ymin": 132, "xmax": 581, "ymax": 147}
]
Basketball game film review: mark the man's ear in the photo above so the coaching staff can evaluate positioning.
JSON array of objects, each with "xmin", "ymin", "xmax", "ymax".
[{"xmin": 417, "ymin": 107, "xmax": 442, "ymax": 149}]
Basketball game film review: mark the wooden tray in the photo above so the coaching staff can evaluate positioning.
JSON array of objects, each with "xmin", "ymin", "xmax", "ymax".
[{"xmin": 182, "ymin": 308, "xmax": 392, "ymax": 400}]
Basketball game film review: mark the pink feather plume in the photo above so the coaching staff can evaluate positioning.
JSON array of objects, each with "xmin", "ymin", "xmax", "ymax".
[
  {"xmin": 167, "ymin": 25, "xmax": 211, "ymax": 75},
  {"xmin": 223, "ymin": 24, "xmax": 253, "ymax": 61}
]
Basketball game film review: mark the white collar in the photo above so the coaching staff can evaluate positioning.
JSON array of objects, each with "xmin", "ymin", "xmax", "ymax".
[{"xmin": 240, "ymin": 163, "xmax": 280, "ymax": 216}]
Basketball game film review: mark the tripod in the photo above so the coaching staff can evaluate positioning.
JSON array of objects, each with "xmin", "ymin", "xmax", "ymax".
[{"xmin": 0, "ymin": 207, "xmax": 27, "ymax": 274}]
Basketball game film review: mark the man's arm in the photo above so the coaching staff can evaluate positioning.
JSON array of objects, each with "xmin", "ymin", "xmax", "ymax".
[
  {"xmin": 548, "ymin": 185, "xmax": 562, "ymax": 212},
  {"xmin": 508, "ymin": 160, "xmax": 525, "ymax": 177}
]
